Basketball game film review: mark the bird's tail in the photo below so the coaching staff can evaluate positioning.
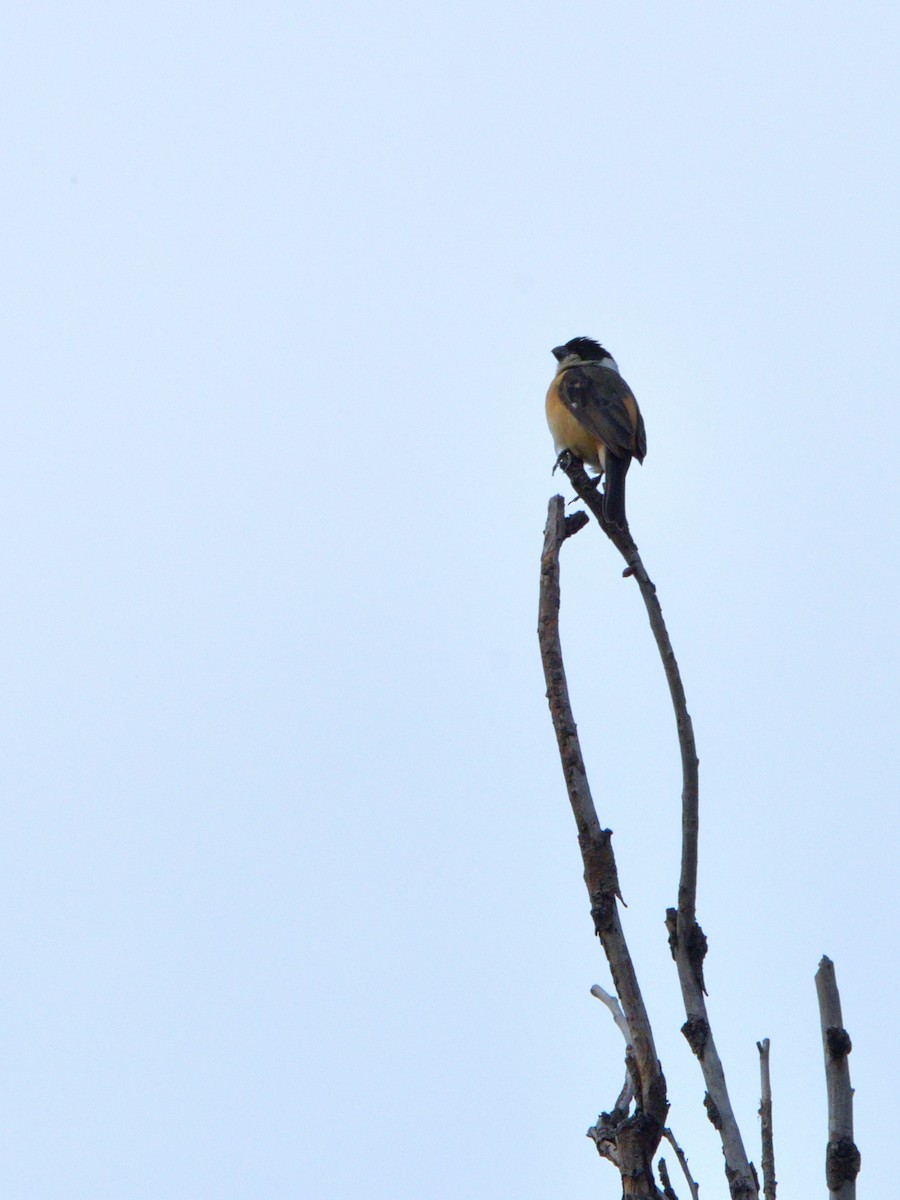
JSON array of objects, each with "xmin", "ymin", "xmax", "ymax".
[{"xmin": 603, "ymin": 454, "xmax": 631, "ymax": 529}]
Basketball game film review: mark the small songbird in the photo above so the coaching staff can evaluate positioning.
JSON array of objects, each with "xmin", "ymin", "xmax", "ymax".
[{"xmin": 546, "ymin": 337, "xmax": 647, "ymax": 529}]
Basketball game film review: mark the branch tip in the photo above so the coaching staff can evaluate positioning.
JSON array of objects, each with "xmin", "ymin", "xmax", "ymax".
[
  {"xmin": 815, "ymin": 956, "xmax": 858, "ymax": 1196},
  {"xmin": 564, "ymin": 510, "xmax": 589, "ymax": 540},
  {"xmin": 757, "ymin": 1037, "xmax": 776, "ymax": 1200}
]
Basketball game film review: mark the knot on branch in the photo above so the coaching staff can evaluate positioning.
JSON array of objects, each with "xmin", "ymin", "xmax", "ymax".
[
  {"xmin": 703, "ymin": 1090, "xmax": 722, "ymax": 1129},
  {"xmin": 686, "ymin": 922, "xmax": 708, "ymax": 989},
  {"xmin": 587, "ymin": 1106, "xmax": 665, "ymax": 1191},
  {"xmin": 665, "ymin": 908, "xmax": 677, "ymax": 956},
  {"xmin": 582, "ymin": 829, "xmax": 622, "ymax": 931},
  {"xmin": 587, "ymin": 1101, "xmax": 631, "ymax": 1157},
  {"xmin": 825, "ymin": 1024, "xmax": 853, "ymax": 1059},
  {"xmin": 586, "ymin": 1112, "xmax": 622, "ymax": 1164},
  {"xmin": 680, "ymin": 1015, "xmax": 709, "ymax": 1059},
  {"xmin": 664, "ymin": 910, "xmax": 708, "ymax": 984},
  {"xmin": 725, "ymin": 1163, "xmax": 758, "ymax": 1199},
  {"xmin": 826, "ymin": 1137, "xmax": 861, "ymax": 1187},
  {"xmin": 590, "ymin": 892, "xmax": 617, "ymax": 935}
]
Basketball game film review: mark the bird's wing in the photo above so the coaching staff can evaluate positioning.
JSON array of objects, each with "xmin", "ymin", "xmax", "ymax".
[
  {"xmin": 557, "ymin": 364, "xmax": 645, "ymax": 460},
  {"xmin": 633, "ymin": 407, "xmax": 647, "ymax": 463}
]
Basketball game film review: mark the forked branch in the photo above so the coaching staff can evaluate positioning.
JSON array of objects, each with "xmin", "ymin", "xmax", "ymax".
[{"xmin": 555, "ymin": 455, "xmax": 758, "ymax": 1199}]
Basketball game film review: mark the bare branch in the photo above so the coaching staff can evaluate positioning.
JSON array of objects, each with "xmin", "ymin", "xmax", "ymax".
[
  {"xmin": 591, "ymin": 984, "xmax": 636, "ymax": 1120},
  {"xmin": 554, "ymin": 457, "xmax": 699, "ymax": 906},
  {"xmin": 658, "ymin": 1157, "xmax": 680, "ymax": 1200},
  {"xmin": 556, "ymin": 456, "xmax": 759, "ymax": 1200},
  {"xmin": 538, "ymin": 495, "xmax": 667, "ymax": 1194},
  {"xmin": 757, "ymin": 1038, "xmax": 776, "ymax": 1200},
  {"xmin": 662, "ymin": 1128, "xmax": 700, "ymax": 1200},
  {"xmin": 591, "ymin": 983, "xmax": 633, "ymax": 1046},
  {"xmin": 815, "ymin": 957, "xmax": 860, "ymax": 1198}
]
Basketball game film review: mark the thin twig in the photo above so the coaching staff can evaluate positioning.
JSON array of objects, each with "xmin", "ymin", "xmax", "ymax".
[
  {"xmin": 556, "ymin": 455, "xmax": 758, "ymax": 1200},
  {"xmin": 815, "ymin": 957, "xmax": 860, "ymax": 1198},
  {"xmin": 662, "ymin": 1128, "xmax": 700, "ymax": 1200},
  {"xmin": 757, "ymin": 1038, "xmax": 776, "ymax": 1200},
  {"xmin": 539, "ymin": 496, "xmax": 667, "ymax": 1195}
]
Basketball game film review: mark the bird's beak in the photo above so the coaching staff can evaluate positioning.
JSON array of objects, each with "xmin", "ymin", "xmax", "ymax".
[{"xmin": 551, "ymin": 345, "xmax": 566, "ymax": 362}]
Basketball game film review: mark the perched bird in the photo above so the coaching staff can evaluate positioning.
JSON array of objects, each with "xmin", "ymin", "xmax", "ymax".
[{"xmin": 546, "ymin": 337, "xmax": 647, "ymax": 528}]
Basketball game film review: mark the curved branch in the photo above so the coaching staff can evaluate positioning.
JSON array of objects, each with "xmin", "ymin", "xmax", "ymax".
[
  {"xmin": 591, "ymin": 983, "xmax": 634, "ymax": 1047},
  {"xmin": 590, "ymin": 984, "xmax": 636, "ymax": 1122},
  {"xmin": 556, "ymin": 456, "xmax": 758, "ymax": 1200},
  {"xmin": 555, "ymin": 456, "xmax": 698, "ymax": 912},
  {"xmin": 538, "ymin": 496, "xmax": 667, "ymax": 1194}
]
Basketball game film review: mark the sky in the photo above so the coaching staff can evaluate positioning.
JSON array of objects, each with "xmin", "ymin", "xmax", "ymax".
[{"xmin": 2, "ymin": 2, "xmax": 898, "ymax": 1196}]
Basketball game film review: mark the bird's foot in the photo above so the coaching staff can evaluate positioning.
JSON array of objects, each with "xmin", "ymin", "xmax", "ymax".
[{"xmin": 552, "ymin": 450, "xmax": 576, "ymax": 475}]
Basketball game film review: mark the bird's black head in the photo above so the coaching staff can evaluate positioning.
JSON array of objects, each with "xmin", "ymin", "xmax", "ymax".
[{"xmin": 551, "ymin": 336, "xmax": 610, "ymax": 364}]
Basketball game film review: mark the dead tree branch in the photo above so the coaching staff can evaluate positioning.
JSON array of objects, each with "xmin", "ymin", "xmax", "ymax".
[
  {"xmin": 662, "ymin": 1128, "xmax": 700, "ymax": 1200},
  {"xmin": 657, "ymin": 1157, "xmax": 679, "ymax": 1200},
  {"xmin": 815, "ymin": 957, "xmax": 860, "ymax": 1198},
  {"xmin": 591, "ymin": 984, "xmax": 696, "ymax": 1200},
  {"xmin": 587, "ymin": 984, "xmax": 636, "ymax": 1169},
  {"xmin": 590, "ymin": 985, "xmax": 637, "ymax": 1134},
  {"xmin": 555, "ymin": 455, "xmax": 759, "ymax": 1199},
  {"xmin": 591, "ymin": 983, "xmax": 634, "ymax": 1046},
  {"xmin": 539, "ymin": 495, "xmax": 667, "ymax": 1197},
  {"xmin": 757, "ymin": 1038, "xmax": 776, "ymax": 1200}
]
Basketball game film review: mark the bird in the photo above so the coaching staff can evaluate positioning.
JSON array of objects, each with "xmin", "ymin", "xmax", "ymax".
[{"xmin": 545, "ymin": 337, "xmax": 647, "ymax": 529}]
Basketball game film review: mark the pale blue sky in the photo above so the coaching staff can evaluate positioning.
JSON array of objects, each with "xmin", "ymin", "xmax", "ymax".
[{"xmin": 1, "ymin": 2, "xmax": 897, "ymax": 1196}]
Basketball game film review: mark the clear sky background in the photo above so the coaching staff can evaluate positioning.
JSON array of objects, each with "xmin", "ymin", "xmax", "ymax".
[{"xmin": 2, "ymin": 2, "xmax": 897, "ymax": 1196}]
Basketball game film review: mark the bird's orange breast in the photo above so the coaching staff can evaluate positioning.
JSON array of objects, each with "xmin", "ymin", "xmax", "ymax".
[{"xmin": 545, "ymin": 378, "xmax": 605, "ymax": 469}]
